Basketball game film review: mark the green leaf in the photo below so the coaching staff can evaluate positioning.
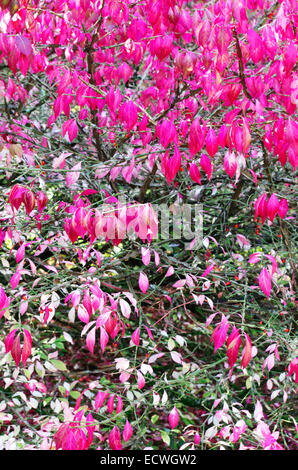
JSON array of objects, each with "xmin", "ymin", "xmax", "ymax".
[
  {"xmin": 50, "ymin": 359, "xmax": 68, "ymax": 371},
  {"xmin": 160, "ymin": 430, "xmax": 170, "ymax": 446},
  {"xmin": 246, "ymin": 377, "xmax": 252, "ymax": 389}
]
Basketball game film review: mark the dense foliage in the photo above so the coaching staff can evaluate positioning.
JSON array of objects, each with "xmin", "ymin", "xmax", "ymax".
[{"xmin": 0, "ymin": 0, "xmax": 297, "ymax": 450}]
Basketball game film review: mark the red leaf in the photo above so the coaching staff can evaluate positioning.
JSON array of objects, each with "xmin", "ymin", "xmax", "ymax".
[
  {"xmin": 22, "ymin": 329, "xmax": 32, "ymax": 366},
  {"xmin": 241, "ymin": 334, "xmax": 252, "ymax": 369},
  {"xmin": 11, "ymin": 333, "xmax": 22, "ymax": 367},
  {"xmin": 226, "ymin": 327, "xmax": 241, "ymax": 368}
]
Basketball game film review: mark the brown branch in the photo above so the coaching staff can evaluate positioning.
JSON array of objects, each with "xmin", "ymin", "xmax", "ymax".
[
  {"xmin": 228, "ymin": 177, "xmax": 245, "ymax": 217},
  {"xmin": 261, "ymin": 140, "xmax": 273, "ymax": 190},
  {"xmin": 279, "ymin": 220, "xmax": 297, "ymax": 293},
  {"xmin": 259, "ymin": 138, "xmax": 297, "ymax": 292},
  {"xmin": 232, "ymin": 28, "xmax": 253, "ymax": 101},
  {"xmin": 138, "ymin": 161, "xmax": 158, "ymax": 202},
  {"xmin": 85, "ymin": 3, "xmax": 108, "ymax": 162}
]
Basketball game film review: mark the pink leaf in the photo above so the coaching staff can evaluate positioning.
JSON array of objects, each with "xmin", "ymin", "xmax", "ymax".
[
  {"xmin": 211, "ymin": 319, "xmax": 229, "ymax": 353},
  {"xmin": 200, "ymin": 153, "xmax": 213, "ymax": 180},
  {"xmin": 118, "ymin": 101, "xmax": 138, "ymax": 131},
  {"xmin": 5, "ymin": 329, "xmax": 18, "ymax": 354},
  {"xmin": 86, "ymin": 327, "xmax": 96, "ymax": 355},
  {"xmin": 224, "ymin": 151, "xmax": 237, "ymax": 178},
  {"xmin": 15, "ymin": 36, "xmax": 32, "ymax": 56},
  {"xmin": 77, "ymin": 305, "xmax": 90, "ymax": 324},
  {"xmin": 266, "ymin": 193, "xmax": 279, "ymax": 222},
  {"xmin": 15, "ymin": 244, "xmax": 25, "ymax": 264},
  {"xmin": 188, "ymin": 118, "xmax": 205, "ymax": 156},
  {"xmin": 278, "ymin": 198, "xmax": 288, "ymax": 219},
  {"xmin": 171, "ymin": 351, "xmax": 182, "ymax": 364},
  {"xmin": 144, "ymin": 325, "xmax": 154, "ymax": 341},
  {"xmin": 169, "ymin": 407, "xmax": 179, "ymax": 429},
  {"xmin": 264, "ymin": 254, "xmax": 278, "ymax": 275},
  {"xmin": 159, "ymin": 119, "xmax": 178, "ymax": 148},
  {"xmin": 253, "ymin": 400, "xmax": 264, "ymax": 422},
  {"xmin": 154, "ymin": 250, "xmax": 160, "ymax": 266},
  {"xmin": 123, "ymin": 420, "xmax": 133, "ymax": 442},
  {"xmin": 173, "ymin": 279, "xmax": 186, "ymax": 288},
  {"xmin": 0, "ymin": 287, "xmax": 9, "ymax": 319},
  {"xmin": 263, "ymin": 353, "xmax": 275, "ymax": 372},
  {"xmin": 138, "ymin": 272, "xmax": 149, "ymax": 293},
  {"xmin": 107, "ymin": 395, "xmax": 115, "ymax": 413},
  {"xmin": 22, "ymin": 329, "xmax": 32, "ymax": 366},
  {"xmin": 189, "ymin": 163, "xmax": 201, "ymax": 184},
  {"xmin": 116, "ymin": 396, "xmax": 123, "ymax": 414},
  {"xmin": 205, "ymin": 128, "xmax": 218, "ymax": 157},
  {"xmin": 205, "ymin": 312, "xmax": 218, "ymax": 327},
  {"xmin": 10, "ymin": 271, "xmax": 21, "ymax": 290},
  {"xmin": 249, "ymin": 169, "xmax": 258, "ymax": 186},
  {"xmin": 141, "ymin": 247, "xmax": 151, "ymax": 266},
  {"xmin": 226, "ymin": 327, "xmax": 241, "ymax": 368},
  {"xmin": 165, "ymin": 266, "xmax": 174, "ymax": 277},
  {"xmin": 248, "ymin": 252, "xmax": 261, "ymax": 264},
  {"xmin": 242, "ymin": 119, "xmax": 251, "ymax": 154},
  {"xmin": 254, "ymin": 193, "xmax": 267, "ymax": 224},
  {"xmin": 137, "ymin": 370, "xmax": 145, "ymax": 389},
  {"xmin": 94, "ymin": 391, "xmax": 109, "ymax": 411},
  {"xmin": 236, "ymin": 234, "xmax": 251, "ymax": 249},
  {"xmin": 109, "ymin": 426, "xmax": 122, "ymax": 450},
  {"xmin": 67, "ymin": 120, "xmax": 78, "ymax": 142},
  {"xmin": 131, "ymin": 327, "xmax": 140, "ymax": 346},
  {"xmin": 201, "ymin": 263, "xmax": 215, "ymax": 278},
  {"xmin": 258, "ymin": 267, "xmax": 271, "ymax": 299},
  {"xmin": 232, "ymin": 420, "xmax": 246, "ymax": 443},
  {"xmin": 165, "ymin": 146, "xmax": 181, "ymax": 184},
  {"xmin": 11, "ymin": 333, "xmax": 22, "ymax": 368}
]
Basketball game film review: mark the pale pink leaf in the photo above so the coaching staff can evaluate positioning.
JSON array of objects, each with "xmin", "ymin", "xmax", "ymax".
[
  {"xmin": 165, "ymin": 266, "xmax": 174, "ymax": 277},
  {"xmin": 86, "ymin": 327, "xmax": 96, "ymax": 355},
  {"xmin": 141, "ymin": 247, "xmax": 151, "ymax": 266},
  {"xmin": 66, "ymin": 162, "xmax": 81, "ymax": 187},
  {"xmin": 100, "ymin": 327, "xmax": 109, "ymax": 354},
  {"xmin": 137, "ymin": 370, "xmax": 145, "ymax": 389},
  {"xmin": 15, "ymin": 36, "xmax": 32, "ymax": 56}
]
